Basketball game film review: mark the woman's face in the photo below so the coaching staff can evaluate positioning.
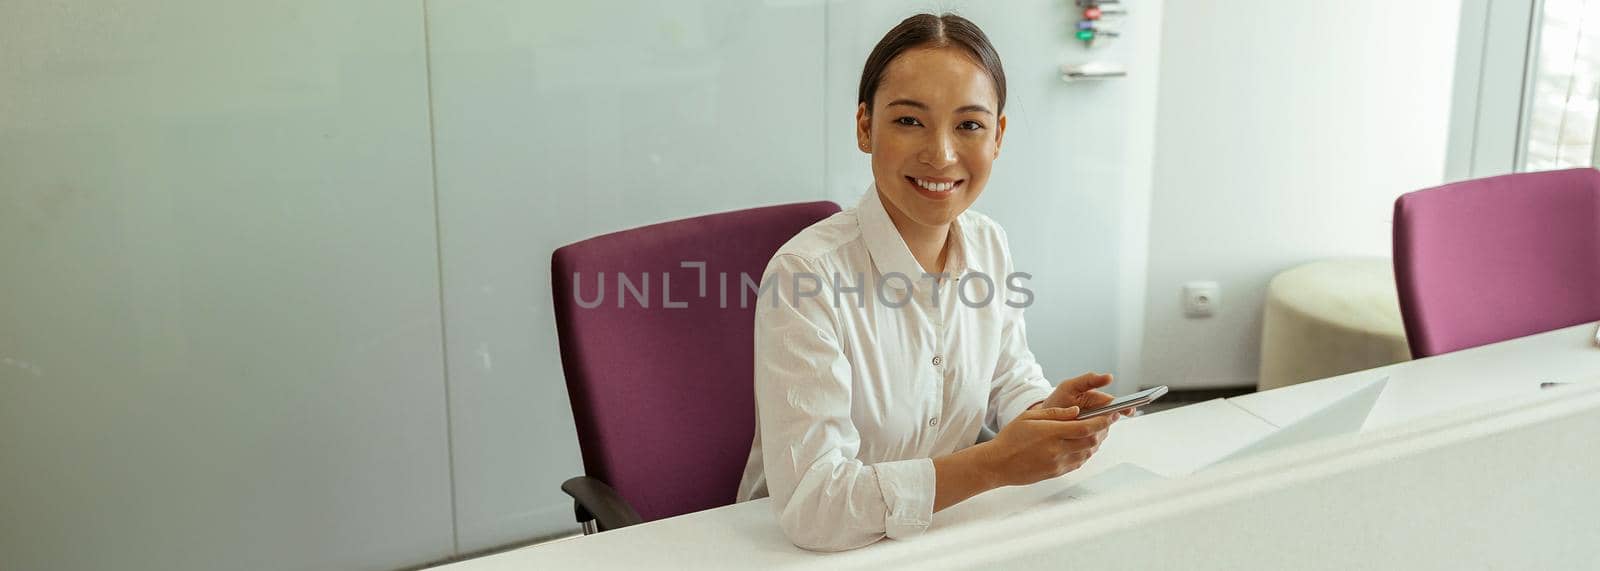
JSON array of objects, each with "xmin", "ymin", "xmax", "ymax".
[{"xmin": 857, "ymin": 46, "xmax": 1006, "ymax": 231}]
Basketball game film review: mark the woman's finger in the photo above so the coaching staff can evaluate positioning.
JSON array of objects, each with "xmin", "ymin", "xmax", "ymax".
[
  {"xmin": 1079, "ymin": 390, "xmax": 1116, "ymax": 408},
  {"xmin": 1060, "ymin": 372, "xmax": 1113, "ymax": 393}
]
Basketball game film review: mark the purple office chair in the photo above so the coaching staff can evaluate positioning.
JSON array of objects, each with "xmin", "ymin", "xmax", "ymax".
[
  {"xmin": 1393, "ymin": 167, "xmax": 1600, "ymax": 358},
  {"xmin": 550, "ymin": 200, "xmax": 840, "ymax": 533}
]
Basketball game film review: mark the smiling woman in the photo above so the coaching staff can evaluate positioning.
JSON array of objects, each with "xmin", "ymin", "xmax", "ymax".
[
  {"xmin": 855, "ymin": 14, "xmax": 1008, "ymax": 275},
  {"xmin": 736, "ymin": 13, "xmax": 1134, "ymax": 552}
]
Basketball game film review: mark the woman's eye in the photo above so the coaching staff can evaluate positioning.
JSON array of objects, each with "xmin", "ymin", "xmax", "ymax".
[
  {"xmin": 895, "ymin": 117, "xmax": 922, "ymax": 127},
  {"xmin": 959, "ymin": 120, "xmax": 985, "ymax": 131}
]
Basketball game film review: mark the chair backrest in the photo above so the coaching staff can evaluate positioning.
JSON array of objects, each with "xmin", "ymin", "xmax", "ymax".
[
  {"xmin": 1393, "ymin": 167, "xmax": 1600, "ymax": 358},
  {"xmin": 550, "ymin": 201, "xmax": 840, "ymax": 523}
]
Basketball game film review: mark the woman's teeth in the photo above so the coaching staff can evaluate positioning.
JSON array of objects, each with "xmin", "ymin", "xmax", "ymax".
[{"xmin": 912, "ymin": 178, "xmax": 958, "ymax": 192}]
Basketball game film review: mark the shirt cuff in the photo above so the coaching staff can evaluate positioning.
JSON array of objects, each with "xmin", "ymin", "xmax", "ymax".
[
  {"xmin": 1001, "ymin": 385, "xmax": 1055, "ymax": 427},
  {"xmin": 874, "ymin": 458, "xmax": 935, "ymax": 540}
]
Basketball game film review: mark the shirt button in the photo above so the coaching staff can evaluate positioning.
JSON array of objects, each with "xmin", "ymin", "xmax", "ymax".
[
  {"xmin": 928, "ymin": 417, "xmax": 939, "ymax": 427},
  {"xmin": 931, "ymin": 355, "xmax": 943, "ymax": 367}
]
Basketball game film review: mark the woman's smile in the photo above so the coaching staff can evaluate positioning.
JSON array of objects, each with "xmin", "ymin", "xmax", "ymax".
[{"xmin": 906, "ymin": 175, "xmax": 965, "ymax": 200}]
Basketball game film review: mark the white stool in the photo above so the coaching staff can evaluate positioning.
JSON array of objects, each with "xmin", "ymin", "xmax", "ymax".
[{"xmin": 1258, "ymin": 258, "xmax": 1412, "ymax": 391}]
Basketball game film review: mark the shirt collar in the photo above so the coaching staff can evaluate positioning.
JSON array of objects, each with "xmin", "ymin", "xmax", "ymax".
[{"xmin": 857, "ymin": 184, "xmax": 979, "ymax": 291}]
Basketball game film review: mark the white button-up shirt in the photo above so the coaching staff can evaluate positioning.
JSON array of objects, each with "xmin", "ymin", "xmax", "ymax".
[{"xmin": 737, "ymin": 186, "xmax": 1054, "ymax": 551}]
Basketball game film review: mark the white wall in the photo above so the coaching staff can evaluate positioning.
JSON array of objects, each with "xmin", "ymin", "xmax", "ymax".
[
  {"xmin": 423, "ymin": 0, "xmax": 828, "ymax": 552},
  {"xmin": 0, "ymin": 1, "xmax": 455, "ymax": 570},
  {"xmin": 1137, "ymin": 0, "xmax": 1462, "ymax": 389}
]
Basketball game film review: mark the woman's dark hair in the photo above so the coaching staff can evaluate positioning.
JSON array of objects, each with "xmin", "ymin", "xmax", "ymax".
[{"xmin": 857, "ymin": 13, "xmax": 1007, "ymax": 115}]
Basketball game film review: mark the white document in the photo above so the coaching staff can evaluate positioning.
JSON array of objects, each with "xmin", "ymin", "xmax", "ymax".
[
  {"xmin": 1016, "ymin": 377, "xmax": 1388, "ymax": 513},
  {"xmin": 1205, "ymin": 376, "xmax": 1388, "ymax": 469},
  {"xmin": 1085, "ymin": 397, "xmax": 1281, "ymax": 476},
  {"xmin": 1007, "ymin": 397, "xmax": 1280, "ymax": 517},
  {"xmin": 1033, "ymin": 462, "xmax": 1168, "ymax": 505}
]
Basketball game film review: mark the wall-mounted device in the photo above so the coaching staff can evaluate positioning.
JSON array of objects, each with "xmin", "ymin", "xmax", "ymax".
[
  {"xmin": 1183, "ymin": 281, "xmax": 1221, "ymax": 318},
  {"xmin": 1074, "ymin": 0, "xmax": 1126, "ymax": 47},
  {"xmin": 1060, "ymin": 62, "xmax": 1127, "ymax": 82},
  {"xmin": 1064, "ymin": 0, "xmax": 1128, "ymax": 83}
]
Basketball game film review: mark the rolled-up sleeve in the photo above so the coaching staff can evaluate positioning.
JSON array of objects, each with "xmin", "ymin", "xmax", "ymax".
[{"xmin": 754, "ymin": 254, "xmax": 935, "ymax": 552}]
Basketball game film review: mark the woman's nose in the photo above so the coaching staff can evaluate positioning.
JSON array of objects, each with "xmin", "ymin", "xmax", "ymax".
[{"xmin": 921, "ymin": 133, "xmax": 957, "ymax": 168}]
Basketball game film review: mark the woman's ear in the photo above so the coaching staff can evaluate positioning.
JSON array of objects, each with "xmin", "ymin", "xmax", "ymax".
[
  {"xmin": 856, "ymin": 102, "xmax": 872, "ymax": 153},
  {"xmin": 992, "ymin": 113, "xmax": 1007, "ymax": 159}
]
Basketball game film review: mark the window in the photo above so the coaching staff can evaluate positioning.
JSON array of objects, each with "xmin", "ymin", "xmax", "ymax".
[{"xmin": 1523, "ymin": 0, "xmax": 1600, "ymax": 170}]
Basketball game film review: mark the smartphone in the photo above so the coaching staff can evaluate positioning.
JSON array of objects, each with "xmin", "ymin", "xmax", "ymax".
[{"xmin": 1076, "ymin": 386, "xmax": 1169, "ymax": 419}]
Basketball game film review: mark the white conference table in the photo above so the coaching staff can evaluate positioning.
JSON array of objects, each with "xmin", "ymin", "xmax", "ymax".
[{"xmin": 434, "ymin": 321, "xmax": 1600, "ymax": 570}]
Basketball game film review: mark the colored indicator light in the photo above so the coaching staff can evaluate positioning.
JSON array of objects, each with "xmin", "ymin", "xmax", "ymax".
[
  {"xmin": 1084, "ymin": 7, "xmax": 1103, "ymax": 19},
  {"xmin": 1077, "ymin": 20, "xmax": 1095, "ymax": 30},
  {"xmin": 1076, "ymin": 28, "xmax": 1095, "ymax": 41}
]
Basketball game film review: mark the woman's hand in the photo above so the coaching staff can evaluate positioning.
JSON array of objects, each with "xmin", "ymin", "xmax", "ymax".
[
  {"xmin": 931, "ymin": 373, "xmax": 1128, "ymax": 510},
  {"xmin": 978, "ymin": 406, "xmax": 1114, "ymax": 487},
  {"xmin": 1037, "ymin": 372, "xmax": 1133, "ymax": 417}
]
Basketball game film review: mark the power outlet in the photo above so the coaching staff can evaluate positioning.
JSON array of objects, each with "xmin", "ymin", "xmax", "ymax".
[{"xmin": 1183, "ymin": 281, "xmax": 1220, "ymax": 317}]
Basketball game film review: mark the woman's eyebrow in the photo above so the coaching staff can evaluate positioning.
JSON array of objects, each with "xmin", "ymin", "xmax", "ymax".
[{"xmin": 886, "ymin": 99, "xmax": 994, "ymax": 116}]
